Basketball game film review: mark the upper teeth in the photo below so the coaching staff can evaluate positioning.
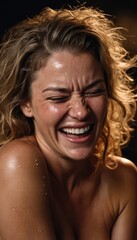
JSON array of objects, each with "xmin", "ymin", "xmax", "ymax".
[{"xmin": 62, "ymin": 126, "xmax": 90, "ymax": 135}]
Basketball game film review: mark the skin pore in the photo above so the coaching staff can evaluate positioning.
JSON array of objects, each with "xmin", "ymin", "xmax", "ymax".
[
  {"xmin": 20, "ymin": 50, "xmax": 110, "ymax": 239},
  {"xmin": 21, "ymin": 50, "xmax": 108, "ymax": 170},
  {"xmin": 0, "ymin": 50, "xmax": 136, "ymax": 240}
]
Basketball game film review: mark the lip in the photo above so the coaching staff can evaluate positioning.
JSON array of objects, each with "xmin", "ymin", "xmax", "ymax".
[
  {"xmin": 59, "ymin": 122, "xmax": 94, "ymax": 129},
  {"xmin": 59, "ymin": 124, "xmax": 94, "ymax": 143},
  {"xmin": 61, "ymin": 126, "xmax": 90, "ymax": 134}
]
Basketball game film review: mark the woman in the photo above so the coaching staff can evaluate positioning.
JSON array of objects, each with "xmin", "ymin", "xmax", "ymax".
[{"xmin": 0, "ymin": 6, "xmax": 137, "ymax": 239}]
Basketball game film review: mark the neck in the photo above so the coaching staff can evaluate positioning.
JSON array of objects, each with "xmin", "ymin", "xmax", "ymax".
[
  {"xmin": 35, "ymin": 134, "xmax": 99, "ymax": 193},
  {"xmin": 46, "ymin": 152, "xmax": 98, "ymax": 194}
]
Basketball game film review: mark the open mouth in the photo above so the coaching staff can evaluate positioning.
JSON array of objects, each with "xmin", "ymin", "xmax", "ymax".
[{"xmin": 60, "ymin": 125, "xmax": 93, "ymax": 136}]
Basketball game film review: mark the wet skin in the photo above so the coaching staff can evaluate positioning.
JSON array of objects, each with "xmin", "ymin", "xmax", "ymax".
[
  {"xmin": 22, "ymin": 50, "xmax": 108, "ymax": 163},
  {"xmin": 0, "ymin": 51, "xmax": 136, "ymax": 239},
  {"xmin": 21, "ymin": 51, "xmax": 137, "ymax": 239}
]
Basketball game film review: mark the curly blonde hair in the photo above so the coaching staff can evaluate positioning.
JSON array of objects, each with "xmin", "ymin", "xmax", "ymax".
[{"xmin": 0, "ymin": 6, "xmax": 137, "ymax": 163}]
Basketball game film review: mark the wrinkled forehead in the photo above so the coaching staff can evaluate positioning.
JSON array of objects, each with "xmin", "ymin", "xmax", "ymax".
[{"xmin": 32, "ymin": 50, "xmax": 105, "ymax": 92}]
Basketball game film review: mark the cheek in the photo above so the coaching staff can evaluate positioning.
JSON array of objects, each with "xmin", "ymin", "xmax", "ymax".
[
  {"xmin": 41, "ymin": 103, "xmax": 67, "ymax": 124},
  {"xmin": 89, "ymin": 96, "xmax": 108, "ymax": 120},
  {"xmin": 47, "ymin": 104, "xmax": 62, "ymax": 114}
]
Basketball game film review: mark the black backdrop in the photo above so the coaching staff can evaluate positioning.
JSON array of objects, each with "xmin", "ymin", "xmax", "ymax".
[
  {"xmin": 1, "ymin": 1, "xmax": 137, "ymax": 43},
  {"xmin": 0, "ymin": 0, "xmax": 137, "ymax": 165}
]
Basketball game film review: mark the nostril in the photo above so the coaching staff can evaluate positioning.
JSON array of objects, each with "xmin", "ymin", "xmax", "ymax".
[{"xmin": 68, "ymin": 99, "xmax": 91, "ymax": 120}]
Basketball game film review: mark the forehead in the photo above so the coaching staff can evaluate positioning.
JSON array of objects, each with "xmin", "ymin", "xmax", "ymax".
[
  {"xmin": 45, "ymin": 50, "xmax": 102, "ymax": 72},
  {"xmin": 33, "ymin": 50, "xmax": 104, "ymax": 89}
]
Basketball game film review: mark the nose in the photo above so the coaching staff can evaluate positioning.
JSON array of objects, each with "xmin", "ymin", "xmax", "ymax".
[{"xmin": 68, "ymin": 96, "xmax": 90, "ymax": 120}]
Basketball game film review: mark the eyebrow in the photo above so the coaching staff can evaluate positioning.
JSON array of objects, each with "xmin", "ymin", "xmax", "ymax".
[
  {"xmin": 42, "ymin": 79, "xmax": 104, "ymax": 93},
  {"xmin": 42, "ymin": 87, "xmax": 70, "ymax": 94},
  {"xmin": 83, "ymin": 79, "xmax": 105, "ymax": 91}
]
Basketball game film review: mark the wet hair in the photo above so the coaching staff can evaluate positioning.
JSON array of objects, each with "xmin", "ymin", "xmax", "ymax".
[{"xmin": 0, "ymin": 6, "xmax": 137, "ymax": 163}]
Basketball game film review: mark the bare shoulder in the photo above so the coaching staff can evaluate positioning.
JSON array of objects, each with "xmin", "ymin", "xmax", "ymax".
[
  {"xmin": 0, "ymin": 136, "xmax": 47, "ymax": 175},
  {"xmin": 0, "ymin": 135, "xmax": 44, "ymax": 159},
  {"xmin": 0, "ymin": 137, "xmax": 56, "ymax": 239},
  {"xmin": 100, "ymin": 155, "xmax": 137, "ymax": 202},
  {"xmin": 100, "ymin": 158, "xmax": 137, "ymax": 239},
  {"xmin": 108, "ymin": 155, "xmax": 137, "ymax": 178},
  {"xmin": 102, "ymin": 154, "xmax": 137, "ymax": 175},
  {"xmin": 0, "ymin": 136, "xmax": 50, "ymax": 192},
  {"xmin": 113, "ymin": 156, "xmax": 137, "ymax": 195}
]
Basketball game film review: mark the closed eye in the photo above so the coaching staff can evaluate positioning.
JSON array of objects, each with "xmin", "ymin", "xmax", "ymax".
[
  {"xmin": 84, "ymin": 89, "xmax": 106, "ymax": 97},
  {"xmin": 46, "ymin": 96, "xmax": 70, "ymax": 103}
]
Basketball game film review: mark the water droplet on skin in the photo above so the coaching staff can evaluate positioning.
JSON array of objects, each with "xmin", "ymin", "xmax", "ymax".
[
  {"xmin": 34, "ymin": 159, "xmax": 39, "ymax": 166},
  {"xmin": 12, "ymin": 208, "xmax": 16, "ymax": 212},
  {"xmin": 8, "ymin": 160, "xmax": 16, "ymax": 170}
]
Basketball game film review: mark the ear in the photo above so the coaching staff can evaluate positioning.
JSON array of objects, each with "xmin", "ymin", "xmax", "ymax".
[{"xmin": 20, "ymin": 101, "xmax": 33, "ymax": 118}]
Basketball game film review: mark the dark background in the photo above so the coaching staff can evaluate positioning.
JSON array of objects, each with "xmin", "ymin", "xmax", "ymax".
[{"xmin": 0, "ymin": 0, "xmax": 137, "ymax": 165}]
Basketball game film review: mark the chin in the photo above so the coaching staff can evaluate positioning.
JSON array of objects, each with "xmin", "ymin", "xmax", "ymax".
[{"xmin": 66, "ymin": 148, "xmax": 93, "ymax": 161}]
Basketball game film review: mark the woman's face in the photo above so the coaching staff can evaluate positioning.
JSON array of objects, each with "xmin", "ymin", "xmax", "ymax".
[{"xmin": 22, "ymin": 50, "xmax": 108, "ymax": 161}]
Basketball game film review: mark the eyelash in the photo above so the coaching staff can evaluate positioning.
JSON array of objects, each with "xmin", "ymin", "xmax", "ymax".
[
  {"xmin": 84, "ymin": 89, "xmax": 106, "ymax": 96},
  {"xmin": 46, "ymin": 96, "xmax": 70, "ymax": 103},
  {"xmin": 46, "ymin": 89, "xmax": 106, "ymax": 103}
]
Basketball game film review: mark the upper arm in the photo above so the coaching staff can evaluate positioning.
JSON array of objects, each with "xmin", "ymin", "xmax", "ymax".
[
  {"xmin": 111, "ymin": 161, "xmax": 137, "ymax": 240},
  {"xmin": 0, "ymin": 141, "xmax": 56, "ymax": 240}
]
